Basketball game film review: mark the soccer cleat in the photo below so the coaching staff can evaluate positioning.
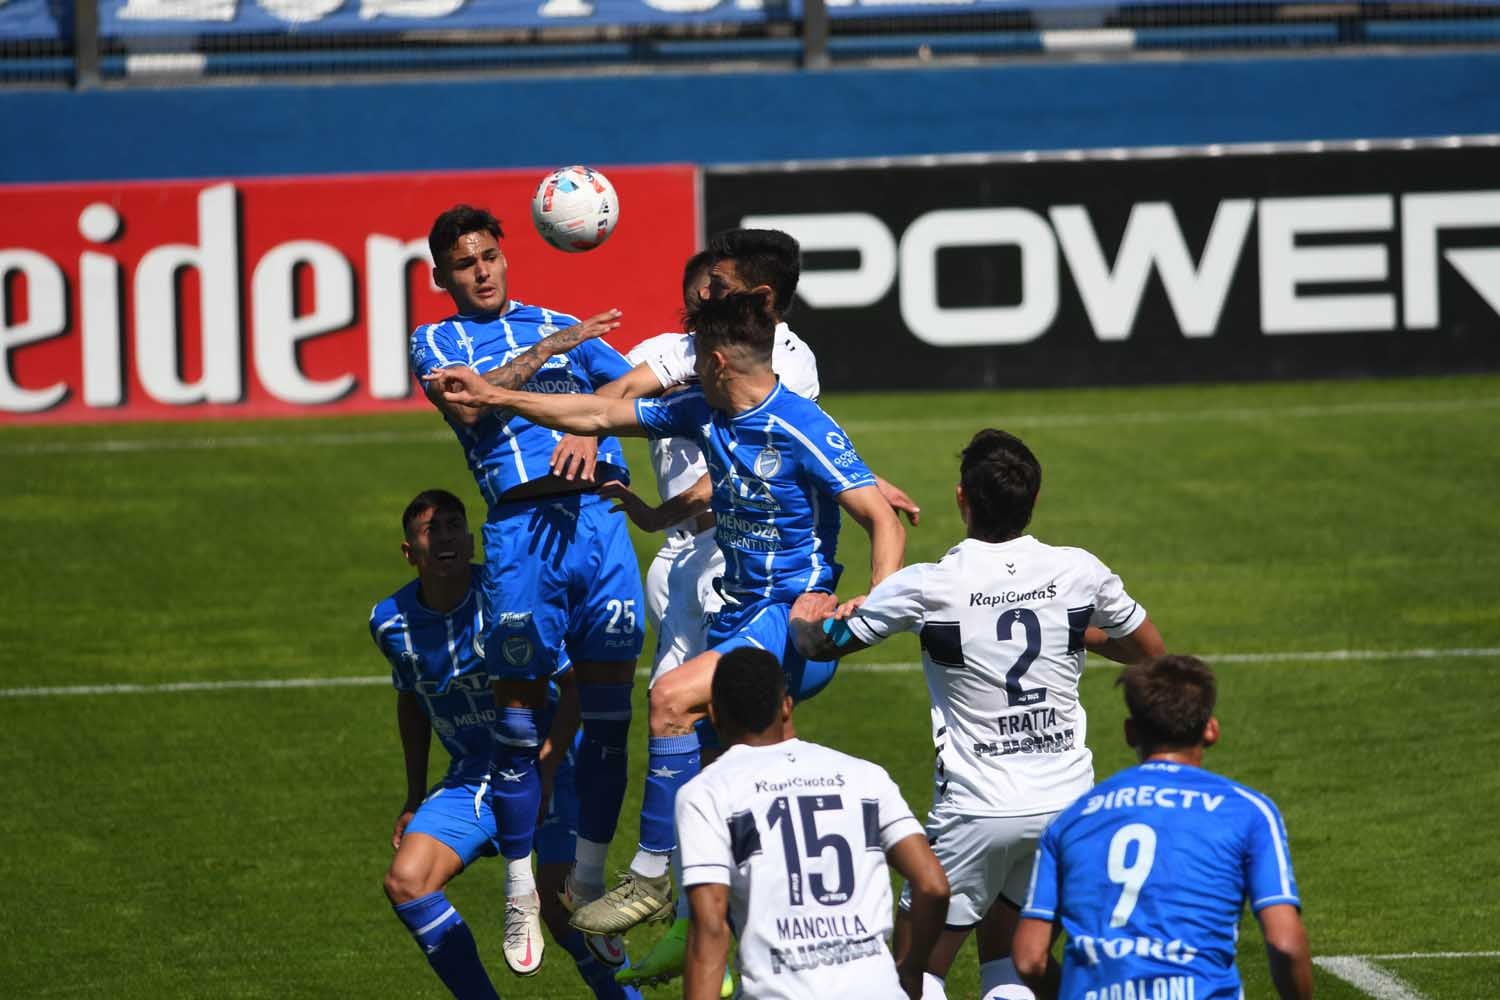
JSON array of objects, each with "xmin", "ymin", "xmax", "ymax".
[
  {"xmin": 502, "ymin": 890, "xmax": 545, "ymax": 977},
  {"xmin": 616, "ymin": 919, "xmax": 735, "ymax": 996},
  {"xmin": 560, "ymin": 870, "xmax": 629, "ymax": 969},
  {"xmin": 568, "ymin": 869, "xmax": 675, "ymax": 935}
]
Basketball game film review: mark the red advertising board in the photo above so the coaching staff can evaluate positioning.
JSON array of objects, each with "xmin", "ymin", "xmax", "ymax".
[{"xmin": 0, "ymin": 166, "xmax": 699, "ymax": 424}]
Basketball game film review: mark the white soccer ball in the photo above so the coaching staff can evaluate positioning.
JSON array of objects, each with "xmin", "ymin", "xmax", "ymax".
[{"xmin": 530, "ymin": 165, "xmax": 620, "ymax": 252}]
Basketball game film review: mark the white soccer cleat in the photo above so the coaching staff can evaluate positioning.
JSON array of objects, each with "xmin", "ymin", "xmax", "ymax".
[
  {"xmin": 560, "ymin": 870, "xmax": 629, "ymax": 969},
  {"xmin": 502, "ymin": 890, "xmax": 545, "ymax": 977}
]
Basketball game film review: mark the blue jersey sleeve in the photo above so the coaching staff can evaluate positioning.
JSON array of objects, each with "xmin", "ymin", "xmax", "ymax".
[
  {"xmin": 635, "ymin": 389, "xmax": 712, "ymax": 441},
  {"xmin": 1238, "ymin": 789, "xmax": 1301, "ymax": 912},
  {"xmin": 1021, "ymin": 823, "xmax": 1062, "ymax": 921},
  {"xmin": 573, "ymin": 336, "xmax": 634, "ymax": 389},
  {"xmin": 410, "ymin": 321, "xmax": 468, "ymax": 378},
  {"xmin": 777, "ymin": 407, "xmax": 877, "ymax": 498},
  {"xmin": 369, "ymin": 602, "xmax": 414, "ymax": 692}
]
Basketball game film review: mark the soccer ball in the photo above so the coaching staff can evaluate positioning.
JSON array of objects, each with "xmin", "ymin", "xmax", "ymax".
[{"xmin": 530, "ymin": 165, "xmax": 619, "ymax": 252}]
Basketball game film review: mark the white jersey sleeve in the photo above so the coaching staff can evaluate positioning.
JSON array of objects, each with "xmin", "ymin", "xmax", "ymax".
[
  {"xmin": 677, "ymin": 777, "xmax": 733, "ymax": 889},
  {"xmin": 1087, "ymin": 552, "xmax": 1147, "ymax": 637},
  {"xmin": 772, "ymin": 324, "xmax": 820, "ymax": 401},
  {"xmin": 631, "ymin": 332, "xmax": 696, "ymax": 390},
  {"xmin": 869, "ymin": 765, "xmax": 924, "ymax": 849},
  {"xmin": 845, "ymin": 564, "xmax": 927, "ymax": 647}
]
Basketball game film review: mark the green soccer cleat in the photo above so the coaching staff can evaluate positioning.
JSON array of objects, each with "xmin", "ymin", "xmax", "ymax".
[
  {"xmin": 568, "ymin": 869, "xmax": 675, "ymax": 935},
  {"xmin": 615, "ymin": 919, "xmax": 735, "ymax": 996}
]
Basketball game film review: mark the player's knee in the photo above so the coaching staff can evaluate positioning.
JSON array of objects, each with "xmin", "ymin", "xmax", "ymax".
[
  {"xmin": 578, "ymin": 682, "xmax": 633, "ymax": 748},
  {"xmin": 383, "ymin": 862, "xmax": 429, "ymax": 905},
  {"xmin": 648, "ymin": 675, "xmax": 697, "ymax": 736}
]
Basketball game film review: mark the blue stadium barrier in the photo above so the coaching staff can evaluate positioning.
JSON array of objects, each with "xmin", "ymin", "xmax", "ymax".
[{"xmin": 1365, "ymin": 17, "xmax": 1500, "ymax": 43}]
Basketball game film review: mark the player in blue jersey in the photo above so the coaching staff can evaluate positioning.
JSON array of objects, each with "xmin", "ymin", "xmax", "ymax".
[
  {"xmin": 372, "ymin": 489, "xmax": 644, "ymax": 1000},
  {"xmin": 410, "ymin": 206, "xmax": 646, "ymax": 976},
  {"xmin": 426, "ymin": 289, "xmax": 906, "ymax": 937},
  {"xmin": 1013, "ymin": 655, "xmax": 1313, "ymax": 1000}
]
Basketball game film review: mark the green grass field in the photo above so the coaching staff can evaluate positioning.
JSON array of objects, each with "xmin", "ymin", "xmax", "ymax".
[{"xmin": 3, "ymin": 374, "xmax": 1498, "ymax": 998}]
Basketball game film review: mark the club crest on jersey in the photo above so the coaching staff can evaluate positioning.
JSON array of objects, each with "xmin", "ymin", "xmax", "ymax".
[
  {"xmin": 825, "ymin": 431, "xmax": 848, "ymax": 451},
  {"xmin": 753, "ymin": 446, "xmax": 782, "ymax": 478},
  {"xmin": 501, "ymin": 636, "xmax": 534, "ymax": 667}
]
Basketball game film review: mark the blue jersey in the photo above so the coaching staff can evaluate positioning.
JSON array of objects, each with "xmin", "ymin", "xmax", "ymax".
[
  {"xmin": 410, "ymin": 301, "xmax": 634, "ymax": 506},
  {"xmin": 634, "ymin": 381, "xmax": 877, "ymax": 605},
  {"xmin": 370, "ymin": 572, "xmax": 574, "ymax": 781},
  {"xmin": 370, "ymin": 573, "xmax": 494, "ymax": 784},
  {"xmin": 1023, "ymin": 761, "xmax": 1301, "ymax": 1000}
]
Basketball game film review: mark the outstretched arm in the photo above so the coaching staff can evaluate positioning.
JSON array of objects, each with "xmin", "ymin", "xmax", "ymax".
[
  {"xmin": 837, "ymin": 483, "xmax": 905, "ymax": 588},
  {"xmin": 427, "ymin": 365, "xmax": 648, "ymax": 437},
  {"xmin": 420, "ymin": 310, "xmax": 621, "ymax": 426},
  {"xmin": 1085, "ymin": 617, "xmax": 1165, "ymax": 665}
]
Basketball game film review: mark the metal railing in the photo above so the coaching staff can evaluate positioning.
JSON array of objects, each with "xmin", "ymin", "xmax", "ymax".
[{"xmin": 6, "ymin": 0, "xmax": 1500, "ymax": 87}]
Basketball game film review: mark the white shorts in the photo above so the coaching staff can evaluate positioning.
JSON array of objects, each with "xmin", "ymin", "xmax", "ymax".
[
  {"xmin": 899, "ymin": 804, "xmax": 1058, "ymax": 928},
  {"xmin": 645, "ymin": 526, "xmax": 723, "ymax": 684}
]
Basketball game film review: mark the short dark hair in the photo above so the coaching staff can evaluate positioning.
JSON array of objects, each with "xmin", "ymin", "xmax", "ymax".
[
  {"xmin": 711, "ymin": 647, "xmax": 787, "ymax": 735},
  {"xmin": 682, "ymin": 250, "xmax": 714, "ymax": 312},
  {"xmin": 402, "ymin": 489, "xmax": 467, "ymax": 539},
  {"xmin": 708, "ymin": 228, "xmax": 801, "ymax": 316},
  {"xmin": 960, "ymin": 429, "xmax": 1042, "ymax": 542},
  {"xmin": 428, "ymin": 205, "xmax": 503, "ymax": 269},
  {"xmin": 1117, "ymin": 655, "xmax": 1218, "ymax": 753},
  {"xmin": 688, "ymin": 291, "xmax": 776, "ymax": 367}
]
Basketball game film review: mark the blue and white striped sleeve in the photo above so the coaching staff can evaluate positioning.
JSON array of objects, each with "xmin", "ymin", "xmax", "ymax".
[
  {"xmin": 771, "ymin": 407, "xmax": 876, "ymax": 499},
  {"xmin": 370, "ymin": 604, "xmax": 413, "ymax": 692},
  {"xmin": 1236, "ymin": 787, "xmax": 1301, "ymax": 912},
  {"xmin": 409, "ymin": 321, "xmax": 467, "ymax": 378},
  {"xmin": 635, "ymin": 390, "xmax": 709, "ymax": 441}
]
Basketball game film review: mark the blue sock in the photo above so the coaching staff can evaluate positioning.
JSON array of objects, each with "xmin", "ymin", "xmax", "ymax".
[
  {"xmin": 560, "ymin": 929, "xmax": 644, "ymax": 1000},
  {"xmin": 576, "ymin": 683, "xmax": 633, "ymax": 844},
  {"xmin": 492, "ymin": 706, "xmax": 541, "ymax": 862},
  {"xmin": 393, "ymin": 892, "xmax": 499, "ymax": 1000},
  {"xmin": 639, "ymin": 733, "xmax": 701, "ymax": 854}
]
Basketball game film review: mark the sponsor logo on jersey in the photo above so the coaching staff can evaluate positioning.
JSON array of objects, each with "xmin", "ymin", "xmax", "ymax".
[
  {"xmin": 538, "ymin": 324, "xmax": 559, "ymax": 336},
  {"xmin": 753, "ymin": 446, "xmax": 782, "ymax": 478},
  {"xmin": 1079, "ymin": 786, "xmax": 1225, "ymax": 815},
  {"xmin": 971, "ymin": 583, "xmax": 1058, "ymax": 606},
  {"xmin": 720, "ymin": 470, "xmax": 781, "ymax": 513},
  {"xmin": 498, "ymin": 611, "xmax": 533, "ymax": 629},
  {"xmin": 769, "ymin": 934, "xmax": 886, "ymax": 975},
  {"xmin": 716, "ymin": 512, "xmax": 784, "ymax": 553},
  {"xmin": 832, "ymin": 449, "xmax": 861, "ymax": 468},
  {"xmin": 1070, "ymin": 934, "xmax": 1200, "ymax": 967},
  {"xmin": 752, "ymin": 773, "xmax": 846, "ymax": 794},
  {"xmin": 825, "ymin": 431, "xmax": 848, "ymax": 451}
]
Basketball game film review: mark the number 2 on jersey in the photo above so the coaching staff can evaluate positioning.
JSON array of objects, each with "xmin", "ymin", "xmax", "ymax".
[
  {"xmin": 998, "ymin": 608, "xmax": 1045, "ymax": 706},
  {"xmin": 1106, "ymin": 823, "xmax": 1157, "ymax": 927}
]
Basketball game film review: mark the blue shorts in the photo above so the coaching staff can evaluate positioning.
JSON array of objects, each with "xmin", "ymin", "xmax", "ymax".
[
  {"xmin": 708, "ymin": 598, "xmax": 840, "ymax": 702},
  {"xmin": 481, "ymin": 492, "xmax": 645, "ymax": 680},
  {"xmin": 407, "ymin": 779, "xmax": 500, "ymax": 867}
]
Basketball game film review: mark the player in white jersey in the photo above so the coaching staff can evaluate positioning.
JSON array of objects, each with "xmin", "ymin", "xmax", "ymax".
[
  {"xmin": 677, "ymin": 647, "xmax": 950, "ymax": 1000},
  {"xmin": 796, "ymin": 429, "xmax": 1165, "ymax": 1000}
]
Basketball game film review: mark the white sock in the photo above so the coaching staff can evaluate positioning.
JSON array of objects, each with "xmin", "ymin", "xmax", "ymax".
[
  {"xmin": 574, "ymin": 838, "xmax": 608, "ymax": 889},
  {"xmin": 980, "ymin": 957, "xmax": 1034, "ymax": 999},
  {"xmin": 922, "ymin": 971, "xmax": 948, "ymax": 1000},
  {"xmin": 505, "ymin": 857, "xmax": 536, "ymax": 899},
  {"xmin": 673, "ymin": 847, "xmax": 691, "ymax": 920},
  {"xmin": 629, "ymin": 849, "xmax": 671, "ymax": 879}
]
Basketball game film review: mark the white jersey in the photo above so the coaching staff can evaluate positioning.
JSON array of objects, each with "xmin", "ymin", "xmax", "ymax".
[
  {"xmin": 845, "ymin": 535, "xmax": 1147, "ymax": 818},
  {"xmin": 627, "ymin": 325, "xmax": 821, "ymax": 538},
  {"xmin": 676, "ymin": 738, "xmax": 923, "ymax": 1000}
]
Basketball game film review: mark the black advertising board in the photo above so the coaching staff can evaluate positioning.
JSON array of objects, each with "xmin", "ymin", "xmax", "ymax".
[{"xmin": 703, "ymin": 144, "xmax": 1500, "ymax": 390}]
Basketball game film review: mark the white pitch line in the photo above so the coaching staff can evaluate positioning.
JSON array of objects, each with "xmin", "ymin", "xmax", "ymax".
[
  {"xmin": 1369, "ymin": 950, "xmax": 1500, "ymax": 960},
  {"xmin": 3, "ymin": 396, "xmax": 1498, "ymax": 456},
  {"xmin": 1314, "ymin": 956, "xmax": 1431, "ymax": 999},
  {"xmin": 3, "ymin": 647, "xmax": 1498, "ymax": 699}
]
